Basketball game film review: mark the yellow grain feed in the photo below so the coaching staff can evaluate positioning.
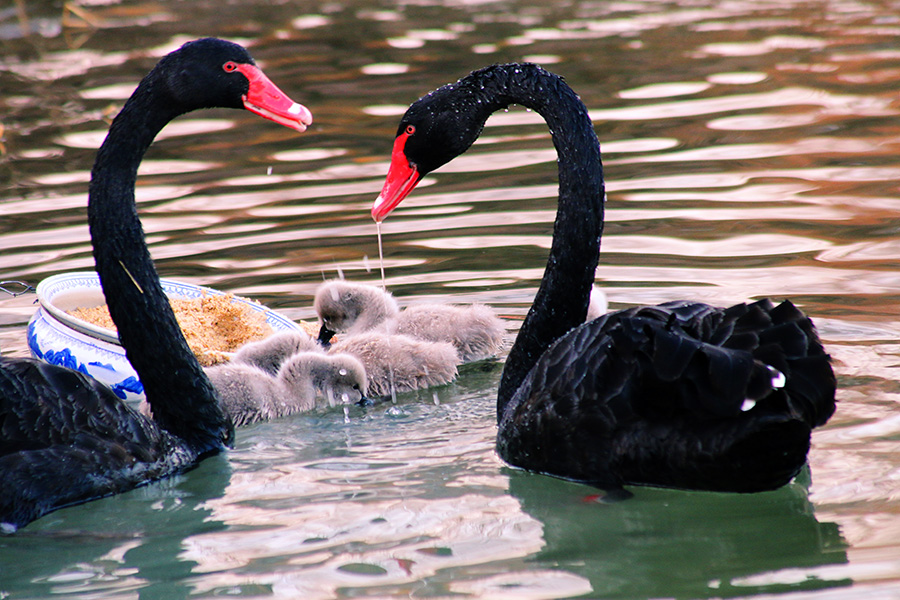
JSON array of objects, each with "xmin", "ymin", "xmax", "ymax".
[
  {"xmin": 295, "ymin": 319, "xmax": 321, "ymax": 339},
  {"xmin": 68, "ymin": 293, "xmax": 273, "ymax": 366}
]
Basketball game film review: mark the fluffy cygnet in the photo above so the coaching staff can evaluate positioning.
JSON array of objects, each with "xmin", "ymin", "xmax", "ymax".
[
  {"xmin": 315, "ymin": 280, "xmax": 505, "ymax": 362},
  {"xmin": 233, "ymin": 326, "xmax": 457, "ymax": 398},
  {"xmin": 211, "ymin": 351, "xmax": 366, "ymax": 426},
  {"xmin": 141, "ymin": 350, "xmax": 367, "ymax": 427},
  {"xmin": 314, "ymin": 280, "xmax": 399, "ymax": 336},
  {"xmin": 232, "ymin": 330, "xmax": 322, "ymax": 375},
  {"xmin": 329, "ymin": 332, "xmax": 459, "ymax": 397}
]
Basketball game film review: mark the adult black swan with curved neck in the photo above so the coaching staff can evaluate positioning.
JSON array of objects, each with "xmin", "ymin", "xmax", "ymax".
[
  {"xmin": 372, "ymin": 63, "xmax": 836, "ymax": 494},
  {"xmin": 0, "ymin": 38, "xmax": 312, "ymax": 531}
]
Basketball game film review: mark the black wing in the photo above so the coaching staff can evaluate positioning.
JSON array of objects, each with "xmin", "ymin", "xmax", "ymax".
[{"xmin": 0, "ymin": 358, "xmax": 189, "ymax": 530}]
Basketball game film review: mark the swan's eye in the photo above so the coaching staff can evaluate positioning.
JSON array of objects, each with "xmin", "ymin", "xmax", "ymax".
[
  {"xmin": 223, "ymin": 61, "xmax": 238, "ymax": 73},
  {"xmin": 405, "ymin": 125, "xmax": 415, "ymax": 136}
]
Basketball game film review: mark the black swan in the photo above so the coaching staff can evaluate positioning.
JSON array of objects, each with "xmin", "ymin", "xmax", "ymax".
[
  {"xmin": 0, "ymin": 38, "xmax": 312, "ymax": 531},
  {"xmin": 370, "ymin": 63, "xmax": 836, "ymax": 493},
  {"xmin": 315, "ymin": 279, "xmax": 505, "ymax": 362}
]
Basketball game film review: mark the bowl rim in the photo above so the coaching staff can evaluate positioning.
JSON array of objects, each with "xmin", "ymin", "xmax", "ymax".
[{"xmin": 36, "ymin": 271, "xmax": 302, "ymax": 345}]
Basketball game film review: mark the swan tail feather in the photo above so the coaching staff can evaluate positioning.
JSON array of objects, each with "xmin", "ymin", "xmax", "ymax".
[{"xmin": 745, "ymin": 301, "xmax": 836, "ymax": 427}]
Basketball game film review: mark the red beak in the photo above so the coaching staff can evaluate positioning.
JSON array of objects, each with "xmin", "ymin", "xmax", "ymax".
[
  {"xmin": 236, "ymin": 64, "xmax": 313, "ymax": 132},
  {"xmin": 372, "ymin": 131, "xmax": 420, "ymax": 222}
]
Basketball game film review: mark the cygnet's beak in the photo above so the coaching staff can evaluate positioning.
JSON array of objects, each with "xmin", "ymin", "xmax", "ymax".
[{"xmin": 317, "ymin": 323, "xmax": 336, "ymax": 347}]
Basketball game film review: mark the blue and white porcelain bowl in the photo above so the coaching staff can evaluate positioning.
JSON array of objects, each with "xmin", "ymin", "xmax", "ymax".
[{"xmin": 28, "ymin": 272, "xmax": 303, "ymax": 403}]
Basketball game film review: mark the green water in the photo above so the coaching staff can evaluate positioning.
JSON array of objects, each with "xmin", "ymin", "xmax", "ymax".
[{"xmin": 1, "ymin": 0, "xmax": 898, "ymax": 597}]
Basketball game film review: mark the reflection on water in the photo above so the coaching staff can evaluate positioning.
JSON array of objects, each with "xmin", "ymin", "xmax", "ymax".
[
  {"xmin": 2, "ymin": 0, "xmax": 900, "ymax": 598},
  {"xmin": 509, "ymin": 472, "xmax": 849, "ymax": 599}
]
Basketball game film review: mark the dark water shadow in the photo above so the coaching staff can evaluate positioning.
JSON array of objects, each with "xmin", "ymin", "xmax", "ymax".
[
  {"xmin": 0, "ymin": 454, "xmax": 231, "ymax": 599},
  {"xmin": 507, "ymin": 468, "xmax": 850, "ymax": 599}
]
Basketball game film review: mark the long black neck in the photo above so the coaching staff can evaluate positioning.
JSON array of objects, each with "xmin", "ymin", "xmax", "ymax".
[
  {"xmin": 473, "ymin": 65, "xmax": 604, "ymax": 417},
  {"xmin": 88, "ymin": 67, "xmax": 233, "ymax": 452}
]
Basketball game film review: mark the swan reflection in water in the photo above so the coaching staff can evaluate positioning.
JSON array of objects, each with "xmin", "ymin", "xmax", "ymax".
[
  {"xmin": 506, "ymin": 468, "xmax": 849, "ymax": 598},
  {"xmin": 14, "ymin": 446, "xmax": 839, "ymax": 600},
  {"xmin": 0, "ymin": 455, "xmax": 231, "ymax": 598}
]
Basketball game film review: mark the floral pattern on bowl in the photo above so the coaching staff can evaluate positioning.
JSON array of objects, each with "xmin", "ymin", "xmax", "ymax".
[{"xmin": 28, "ymin": 271, "xmax": 303, "ymax": 403}]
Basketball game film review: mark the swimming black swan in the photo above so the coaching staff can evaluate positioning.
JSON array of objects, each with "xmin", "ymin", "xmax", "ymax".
[
  {"xmin": 315, "ymin": 279, "xmax": 505, "ymax": 362},
  {"xmin": 0, "ymin": 38, "xmax": 312, "ymax": 531},
  {"xmin": 371, "ymin": 63, "xmax": 836, "ymax": 493}
]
